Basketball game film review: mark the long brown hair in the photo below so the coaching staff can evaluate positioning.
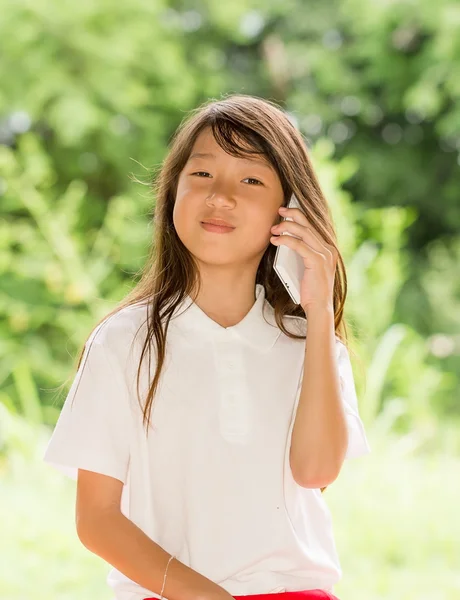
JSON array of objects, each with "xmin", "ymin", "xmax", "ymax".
[{"xmin": 68, "ymin": 93, "xmax": 353, "ymax": 493}]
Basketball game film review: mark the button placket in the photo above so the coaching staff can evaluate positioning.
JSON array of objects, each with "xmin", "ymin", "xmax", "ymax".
[{"xmin": 211, "ymin": 333, "xmax": 252, "ymax": 440}]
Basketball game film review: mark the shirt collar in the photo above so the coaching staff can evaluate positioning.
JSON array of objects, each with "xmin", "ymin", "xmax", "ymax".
[{"xmin": 169, "ymin": 283, "xmax": 282, "ymax": 351}]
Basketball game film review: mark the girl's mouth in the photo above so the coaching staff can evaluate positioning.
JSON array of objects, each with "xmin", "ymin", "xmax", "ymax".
[{"xmin": 200, "ymin": 222, "xmax": 236, "ymax": 234}]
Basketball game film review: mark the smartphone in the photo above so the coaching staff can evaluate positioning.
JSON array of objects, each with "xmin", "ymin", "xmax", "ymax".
[{"xmin": 273, "ymin": 193, "xmax": 304, "ymax": 305}]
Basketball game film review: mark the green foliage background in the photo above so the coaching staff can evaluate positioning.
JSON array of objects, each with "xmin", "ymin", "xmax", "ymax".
[{"xmin": 1, "ymin": 1, "xmax": 459, "ymax": 599}]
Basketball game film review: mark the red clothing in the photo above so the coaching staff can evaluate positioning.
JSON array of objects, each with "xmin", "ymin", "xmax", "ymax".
[
  {"xmin": 144, "ymin": 590, "xmax": 340, "ymax": 600},
  {"xmin": 233, "ymin": 591, "xmax": 340, "ymax": 600}
]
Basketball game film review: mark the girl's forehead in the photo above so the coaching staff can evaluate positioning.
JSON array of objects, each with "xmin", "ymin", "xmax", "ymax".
[
  {"xmin": 189, "ymin": 131, "xmax": 272, "ymax": 171},
  {"xmin": 193, "ymin": 127, "xmax": 261, "ymax": 156}
]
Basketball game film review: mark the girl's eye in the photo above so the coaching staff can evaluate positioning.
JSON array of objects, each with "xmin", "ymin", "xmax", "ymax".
[
  {"xmin": 191, "ymin": 172, "xmax": 262, "ymax": 186},
  {"xmin": 192, "ymin": 171, "xmax": 211, "ymax": 178}
]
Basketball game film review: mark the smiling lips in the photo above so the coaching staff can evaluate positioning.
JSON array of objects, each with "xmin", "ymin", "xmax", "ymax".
[{"xmin": 200, "ymin": 218, "xmax": 236, "ymax": 234}]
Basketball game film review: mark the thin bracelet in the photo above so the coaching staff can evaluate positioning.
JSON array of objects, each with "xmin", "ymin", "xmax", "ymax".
[{"xmin": 160, "ymin": 554, "xmax": 175, "ymax": 600}]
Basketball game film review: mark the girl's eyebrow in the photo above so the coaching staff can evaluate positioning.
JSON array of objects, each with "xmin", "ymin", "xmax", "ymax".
[{"xmin": 189, "ymin": 152, "xmax": 273, "ymax": 172}]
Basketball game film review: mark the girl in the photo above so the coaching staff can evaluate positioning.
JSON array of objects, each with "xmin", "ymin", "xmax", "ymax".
[{"xmin": 43, "ymin": 94, "xmax": 371, "ymax": 600}]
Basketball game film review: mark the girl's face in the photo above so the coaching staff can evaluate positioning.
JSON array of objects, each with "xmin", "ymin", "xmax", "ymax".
[{"xmin": 174, "ymin": 127, "xmax": 284, "ymax": 271}]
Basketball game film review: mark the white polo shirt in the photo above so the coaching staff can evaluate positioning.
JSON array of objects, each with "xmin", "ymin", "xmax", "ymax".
[{"xmin": 43, "ymin": 283, "xmax": 371, "ymax": 600}]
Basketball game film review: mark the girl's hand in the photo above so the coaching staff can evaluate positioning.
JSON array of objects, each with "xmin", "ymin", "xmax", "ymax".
[{"xmin": 270, "ymin": 206, "xmax": 338, "ymax": 315}]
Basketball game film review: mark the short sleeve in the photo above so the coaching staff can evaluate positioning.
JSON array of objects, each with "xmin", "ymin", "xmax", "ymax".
[
  {"xmin": 335, "ymin": 338, "xmax": 371, "ymax": 459},
  {"xmin": 43, "ymin": 326, "xmax": 134, "ymax": 483}
]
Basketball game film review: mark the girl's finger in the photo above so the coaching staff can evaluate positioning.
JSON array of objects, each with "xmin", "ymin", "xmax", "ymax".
[
  {"xmin": 277, "ymin": 207, "xmax": 332, "ymax": 254},
  {"xmin": 272, "ymin": 220, "xmax": 325, "ymax": 255},
  {"xmin": 270, "ymin": 232, "xmax": 323, "ymax": 261},
  {"xmin": 278, "ymin": 206, "xmax": 310, "ymax": 227}
]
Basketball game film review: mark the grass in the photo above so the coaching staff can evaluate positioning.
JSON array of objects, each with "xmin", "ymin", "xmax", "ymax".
[
  {"xmin": 328, "ymin": 424, "xmax": 460, "ymax": 600},
  {"xmin": 1, "ymin": 418, "xmax": 459, "ymax": 600}
]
